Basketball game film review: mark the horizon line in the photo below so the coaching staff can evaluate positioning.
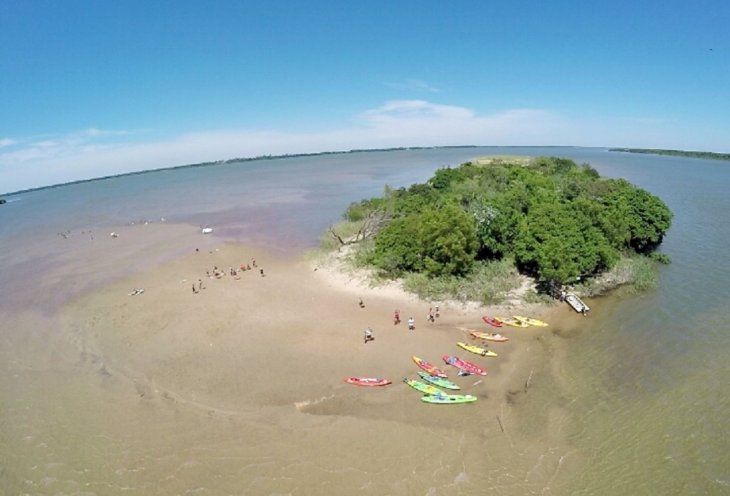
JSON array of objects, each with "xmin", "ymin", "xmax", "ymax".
[{"xmin": 1, "ymin": 144, "xmax": 592, "ymax": 197}]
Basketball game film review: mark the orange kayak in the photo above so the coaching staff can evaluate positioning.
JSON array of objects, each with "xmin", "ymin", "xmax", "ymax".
[
  {"xmin": 412, "ymin": 356, "xmax": 448, "ymax": 378},
  {"xmin": 345, "ymin": 377, "xmax": 391, "ymax": 387}
]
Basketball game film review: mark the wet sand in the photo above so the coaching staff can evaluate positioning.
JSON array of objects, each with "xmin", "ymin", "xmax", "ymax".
[{"xmin": 1, "ymin": 226, "xmax": 583, "ymax": 495}]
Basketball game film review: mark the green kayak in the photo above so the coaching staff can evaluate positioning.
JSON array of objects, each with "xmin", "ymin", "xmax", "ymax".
[
  {"xmin": 417, "ymin": 371, "xmax": 460, "ymax": 390},
  {"xmin": 403, "ymin": 378, "xmax": 443, "ymax": 395},
  {"xmin": 421, "ymin": 393, "xmax": 477, "ymax": 404}
]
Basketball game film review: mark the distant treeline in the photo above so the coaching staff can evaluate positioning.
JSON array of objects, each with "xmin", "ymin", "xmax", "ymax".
[
  {"xmin": 610, "ymin": 148, "xmax": 730, "ymax": 161},
  {"xmin": 341, "ymin": 156, "xmax": 673, "ymax": 285},
  {"xmin": 2, "ymin": 145, "xmax": 479, "ymax": 196}
]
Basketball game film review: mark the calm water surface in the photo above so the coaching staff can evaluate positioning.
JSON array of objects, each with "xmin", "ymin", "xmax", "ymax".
[{"xmin": 1, "ymin": 147, "xmax": 728, "ymax": 494}]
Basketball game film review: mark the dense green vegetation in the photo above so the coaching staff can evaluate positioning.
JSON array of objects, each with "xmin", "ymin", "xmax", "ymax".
[
  {"xmin": 610, "ymin": 148, "xmax": 730, "ymax": 161},
  {"xmin": 335, "ymin": 156, "xmax": 673, "ymax": 293}
]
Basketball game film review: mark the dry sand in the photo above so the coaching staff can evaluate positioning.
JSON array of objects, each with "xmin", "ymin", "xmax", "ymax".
[{"xmin": 3, "ymin": 228, "xmax": 584, "ymax": 494}]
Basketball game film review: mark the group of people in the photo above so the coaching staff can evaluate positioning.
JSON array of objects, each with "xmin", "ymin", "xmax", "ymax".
[
  {"xmin": 192, "ymin": 257, "xmax": 264, "ymax": 294},
  {"xmin": 362, "ymin": 302, "xmax": 441, "ymax": 343},
  {"xmin": 395, "ymin": 310, "xmax": 416, "ymax": 331}
]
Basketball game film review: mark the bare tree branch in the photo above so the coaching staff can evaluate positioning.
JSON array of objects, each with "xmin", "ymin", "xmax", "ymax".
[{"xmin": 328, "ymin": 209, "xmax": 391, "ymax": 249}]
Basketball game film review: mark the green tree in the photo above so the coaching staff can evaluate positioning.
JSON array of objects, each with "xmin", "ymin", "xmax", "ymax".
[{"xmin": 418, "ymin": 204, "xmax": 478, "ymax": 276}]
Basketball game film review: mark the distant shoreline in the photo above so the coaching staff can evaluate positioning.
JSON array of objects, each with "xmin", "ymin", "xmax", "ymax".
[
  {"xmin": 1, "ymin": 144, "xmax": 580, "ymax": 197},
  {"xmin": 2, "ymin": 145, "xmax": 480, "ymax": 197},
  {"xmin": 609, "ymin": 148, "xmax": 730, "ymax": 161}
]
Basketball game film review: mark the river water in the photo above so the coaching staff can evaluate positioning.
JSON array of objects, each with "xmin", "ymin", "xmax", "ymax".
[{"xmin": 1, "ymin": 147, "xmax": 728, "ymax": 494}]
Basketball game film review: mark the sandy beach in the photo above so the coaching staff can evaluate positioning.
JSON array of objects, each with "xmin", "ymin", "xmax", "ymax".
[{"xmin": 0, "ymin": 223, "xmax": 585, "ymax": 494}]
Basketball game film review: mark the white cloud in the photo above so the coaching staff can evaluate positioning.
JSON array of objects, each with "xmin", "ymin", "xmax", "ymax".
[
  {"xmin": 0, "ymin": 100, "xmax": 725, "ymax": 193},
  {"xmin": 0, "ymin": 138, "xmax": 16, "ymax": 148},
  {"xmin": 83, "ymin": 127, "xmax": 131, "ymax": 137},
  {"xmin": 384, "ymin": 79, "xmax": 439, "ymax": 93}
]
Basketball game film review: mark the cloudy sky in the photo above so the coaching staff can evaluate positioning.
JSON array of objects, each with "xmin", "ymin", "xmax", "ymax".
[{"xmin": 1, "ymin": 1, "xmax": 728, "ymax": 193}]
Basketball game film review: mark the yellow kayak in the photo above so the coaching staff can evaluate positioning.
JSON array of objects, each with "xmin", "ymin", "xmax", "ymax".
[
  {"xmin": 495, "ymin": 316, "xmax": 529, "ymax": 328},
  {"xmin": 457, "ymin": 342, "xmax": 498, "ymax": 357},
  {"xmin": 513, "ymin": 315, "xmax": 549, "ymax": 327}
]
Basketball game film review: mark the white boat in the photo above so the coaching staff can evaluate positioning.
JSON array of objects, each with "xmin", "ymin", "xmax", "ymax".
[{"xmin": 565, "ymin": 293, "xmax": 589, "ymax": 313}]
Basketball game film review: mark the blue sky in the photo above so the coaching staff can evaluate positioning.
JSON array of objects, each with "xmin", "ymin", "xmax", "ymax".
[{"xmin": 1, "ymin": 0, "xmax": 728, "ymax": 192}]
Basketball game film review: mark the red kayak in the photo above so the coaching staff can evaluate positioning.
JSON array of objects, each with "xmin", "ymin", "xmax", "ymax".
[
  {"xmin": 482, "ymin": 315, "xmax": 503, "ymax": 328},
  {"xmin": 412, "ymin": 356, "xmax": 448, "ymax": 378},
  {"xmin": 442, "ymin": 355, "xmax": 487, "ymax": 376},
  {"xmin": 345, "ymin": 377, "xmax": 391, "ymax": 387}
]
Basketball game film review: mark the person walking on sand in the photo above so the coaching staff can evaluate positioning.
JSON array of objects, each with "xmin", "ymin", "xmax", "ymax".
[
  {"xmin": 192, "ymin": 284, "xmax": 197, "ymax": 294},
  {"xmin": 358, "ymin": 298, "xmax": 365, "ymax": 308},
  {"xmin": 363, "ymin": 327, "xmax": 374, "ymax": 344},
  {"xmin": 408, "ymin": 317, "xmax": 415, "ymax": 331},
  {"xmin": 427, "ymin": 308, "xmax": 435, "ymax": 323},
  {"xmin": 198, "ymin": 279, "xmax": 204, "ymax": 291},
  {"xmin": 393, "ymin": 309, "xmax": 401, "ymax": 325},
  {"xmin": 260, "ymin": 268, "xmax": 265, "ymax": 277},
  {"xmin": 435, "ymin": 305, "xmax": 440, "ymax": 318}
]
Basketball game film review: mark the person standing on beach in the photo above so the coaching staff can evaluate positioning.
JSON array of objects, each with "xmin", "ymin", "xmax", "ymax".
[
  {"xmin": 393, "ymin": 309, "xmax": 401, "ymax": 325},
  {"xmin": 427, "ymin": 308, "xmax": 435, "ymax": 323},
  {"xmin": 408, "ymin": 317, "xmax": 415, "ymax": 331},
  {"xmin": 192, "ymin": 284, "xmax": 197, "ymax": 294},
  {"xmin": 260, "ymin": 268, "xmax": 265, "ymax": 277},
  {"xmin": 198, "ymin": 279, "xmax": 204, "ymax": 291},
  {"xmin": 363, "ymin": 327, "xmax": 374, "ymax": 344}
]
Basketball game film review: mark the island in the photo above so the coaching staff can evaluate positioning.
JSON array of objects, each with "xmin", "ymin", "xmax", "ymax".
[
  {"xmin": 321, "ymin": 156, "xmax": 673, "ymax": 303},
  {"xmin": 610, "ymin": 148, "xmax": 730, "ymax": 161}
]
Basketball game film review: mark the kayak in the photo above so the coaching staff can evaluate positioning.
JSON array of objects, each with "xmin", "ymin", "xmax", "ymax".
[
  {"xmin": 412, "ymin": 356, "xmax": 448, "ymax": 378},
  {"xmin": 421, "ymin": 393, "xmax": 477, "ymax": 404},
  {"xmin": 514, "ymin": 315, "xmax": 549, "ymax": 327},
  {"xmin": 442, "ymin": 355, "xmax": 487, "ymax": 376},
  {"xmin": 457, "ymin": 341, "xmax": 498, "ymax": 357},
  {"xmin": 417, "ymin": 371, "xmax": 461, "ymax": 390},
  {"xmin": 403, "ymin": 377, "xmax": 443, "ymax": 395},
  {"xmin": 469, "ymin": 330, "xmax": 509, "ymax": 342},
  {"xmin": 482, "ymin": 315, "xmax": 503, "ymax": 328},
  {"xmin": 345, "ymin": 377, "xmax": 391, "ymax": 387},
  {"xmin": 495, "ymin": 316, "xmax": 529, "ymax": 328}
]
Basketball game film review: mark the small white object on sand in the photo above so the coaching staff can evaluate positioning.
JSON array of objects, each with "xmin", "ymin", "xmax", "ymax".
[
  {"xmin": 201, "ymin": 227, "xmax": 213, "ymax": 234},
  {"xmin": 110, "ymin": 232, "xmax": 119, "ymax": 238}
]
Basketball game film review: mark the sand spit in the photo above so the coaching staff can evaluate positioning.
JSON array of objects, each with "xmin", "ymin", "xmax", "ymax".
[{"xmin": 4, "ymin": 233, "xmax": 584, "ymax": 494}]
